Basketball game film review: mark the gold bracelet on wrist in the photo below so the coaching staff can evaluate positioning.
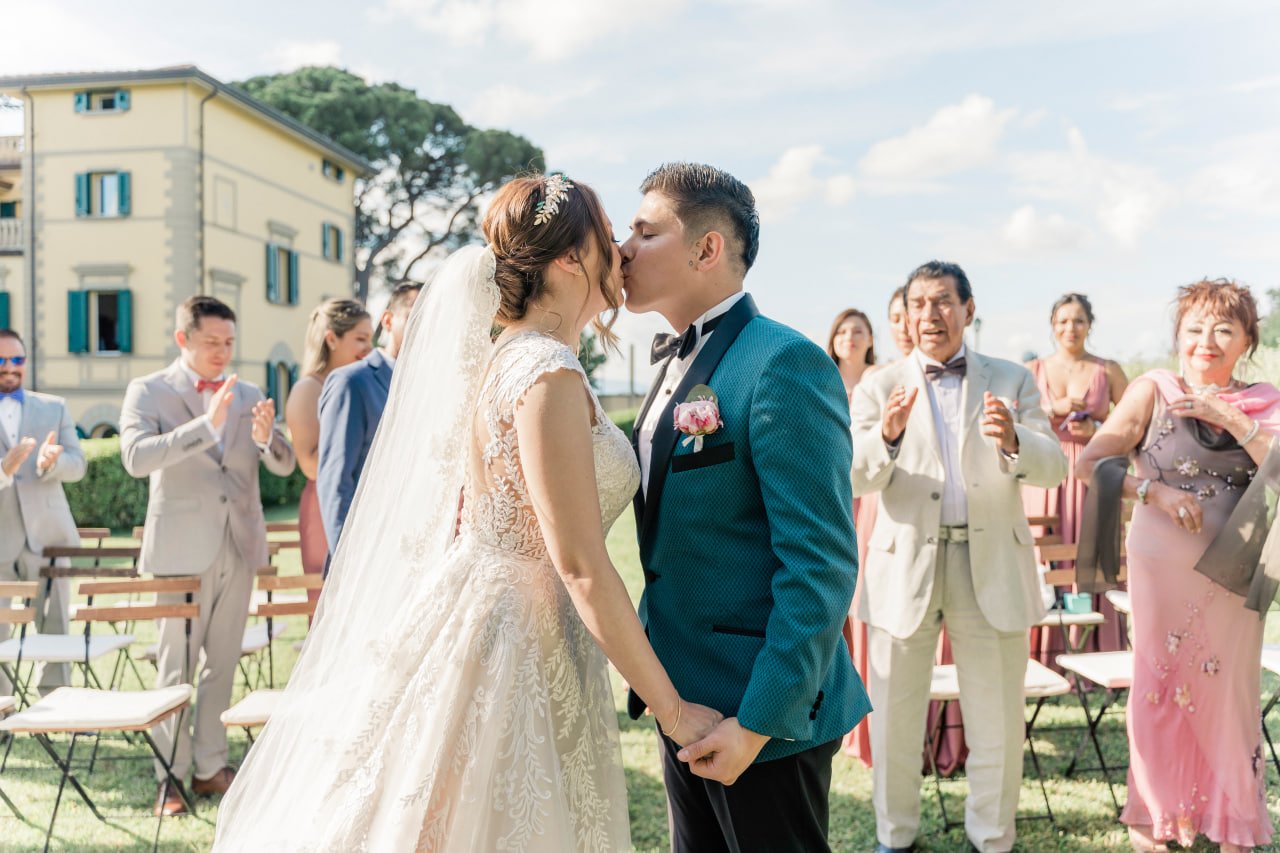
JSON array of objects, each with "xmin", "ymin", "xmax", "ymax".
[{"xmin": 661, "ymin": 699, "xmax": 683, "ymax": 737}]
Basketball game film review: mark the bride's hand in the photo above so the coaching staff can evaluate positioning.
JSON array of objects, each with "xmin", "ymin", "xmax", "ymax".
[{"xmin": 662, "ymin": 700, "xmax": 724, "ymax": 747}]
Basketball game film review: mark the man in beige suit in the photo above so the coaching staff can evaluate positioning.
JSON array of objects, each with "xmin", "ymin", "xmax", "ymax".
[
  {"xmin": 0, "ymin": 329, "xmax": 85, "ymax": 695},
  {"xmin": 851, "ymin": 262, "xmax": 1066, "ymax": 853},
  {"xmin": 120, "ymin": 296, "xmax": 294, "ymax": 816}
]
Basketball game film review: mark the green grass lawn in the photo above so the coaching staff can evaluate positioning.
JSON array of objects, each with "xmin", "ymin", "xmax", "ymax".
[{"xmin": 2, "ymin": 503, "xmax": 1279, "ymax": 850}]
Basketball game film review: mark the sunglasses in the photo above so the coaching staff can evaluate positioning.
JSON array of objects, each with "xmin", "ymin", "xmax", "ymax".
[{"xmin": 0, "ymin": 356, "xmax": 26, "ymax": 366}]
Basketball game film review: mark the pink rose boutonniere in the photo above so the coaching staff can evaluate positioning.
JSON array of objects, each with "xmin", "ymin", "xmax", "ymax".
[{"xmin": 674, "ymin": 385, "xmax": 723, "ymax": 452}]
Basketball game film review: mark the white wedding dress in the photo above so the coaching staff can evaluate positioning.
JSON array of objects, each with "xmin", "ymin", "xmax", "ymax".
[{"xmin": 214, "ymin": 248, "xmax": 637, "ymax": 851}]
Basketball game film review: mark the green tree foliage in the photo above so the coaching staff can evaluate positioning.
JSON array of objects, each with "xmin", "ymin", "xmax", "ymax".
[
  {"xmin": 1260, "ymin": 288, "xmax": 1280, "ymax": 348},
  {"xmin": 235, "ymin": 67, "xmax": 542, "ymax": 301},
  {"xmin": 578, "ymin": 330, "xmax": 608, "ymax": 389}
]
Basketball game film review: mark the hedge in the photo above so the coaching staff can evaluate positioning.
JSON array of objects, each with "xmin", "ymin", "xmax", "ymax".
[
  {"xmin": 65, "ymin": 437, "xmax": 306, "ymax": 529},
  {"xmin": 609, "ymin": 407, "xmax": 637, "ymax": 438}
]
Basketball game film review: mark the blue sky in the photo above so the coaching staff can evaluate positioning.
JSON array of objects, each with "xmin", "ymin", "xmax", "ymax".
[{"xmin": 4, "ymin": 1, "xmax": 1278, "ymax": 391}]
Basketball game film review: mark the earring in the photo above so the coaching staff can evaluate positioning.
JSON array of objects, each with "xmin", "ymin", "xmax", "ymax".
[{"xmin": 688, "ymin": 261, "xmax": 695, "ymax": 268}]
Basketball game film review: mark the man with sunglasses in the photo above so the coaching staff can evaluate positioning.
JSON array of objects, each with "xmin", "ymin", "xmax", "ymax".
[{"xmin": 0, "ymin": 328, "xmax": 86, "ymax": 697}]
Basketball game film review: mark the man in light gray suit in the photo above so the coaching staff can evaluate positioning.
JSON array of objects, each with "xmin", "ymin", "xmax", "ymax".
[
  {"xmin": 0, "ymin": 329, "xmax": 85, "ymax": 696},
  {"xmin": 851, "ymin": 262, "xmax": 1066, "ymax": 853},
  {"xmin": 120, "ymin": 296, "xmax": 294, "ymax": 816}
]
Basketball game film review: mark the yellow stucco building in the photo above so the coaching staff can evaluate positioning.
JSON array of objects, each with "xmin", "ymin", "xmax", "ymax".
[{"xmin": 0, "ymin": 65, "xmax": 371, "ymax": 435}]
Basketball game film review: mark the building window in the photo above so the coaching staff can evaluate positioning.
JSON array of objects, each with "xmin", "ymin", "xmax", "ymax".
[
  {"xmin": 75, "ymin": 172, "xmax": 131, "ymax": 218},
  {"xmin": 265, "ymin": 243, "xmax": 299, "ymax": 306},
  {"xmin": 265, "ymin": 361, "xmax": 298, "ymax": 418},
  {"xmin": 321, "ymin": 159, "xmax": 345, "ymax": 183},
  {"xmin": 74, "ymin": 89, "xmax": 131, "ymax": 113},
  {"xmin": 0, "ymin": 202, "xmax": 15, "ymax": 219},
  {"xmin": 322, "ymin": 223, "xmax": 344, "ymax": 262},
  {"xmin": 68, "ymin": 289, "xmax": 132, "ymax": 354},
  {"xmin": 0, "ymin": 292, "xmax": 9, "ymax": 330}
]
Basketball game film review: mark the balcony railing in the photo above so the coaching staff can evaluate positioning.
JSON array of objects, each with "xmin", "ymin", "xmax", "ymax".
[{"xmin": 0, "ymin": 219, "xmax": 21, "ymax": 252}]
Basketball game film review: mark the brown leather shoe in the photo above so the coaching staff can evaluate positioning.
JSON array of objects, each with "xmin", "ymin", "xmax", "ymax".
[
  {"xmin": 154, "ymin": 781, "xmax": 188, "ymax": 817},
  {"xmin": 192, "ymin": 766, "xmax": 236, "ymax": 796}
]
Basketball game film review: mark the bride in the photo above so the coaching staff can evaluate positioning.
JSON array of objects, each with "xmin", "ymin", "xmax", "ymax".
[{"xmin": 213, "ymin": 175, "xmax": 721, "ymax": 851}]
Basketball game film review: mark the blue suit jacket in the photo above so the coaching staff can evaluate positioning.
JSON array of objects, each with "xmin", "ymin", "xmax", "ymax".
[
  {"xmin": 629, "ymin": 294, "xmax": 870, "ymax": 763},
  {"xmin": 317, "ymin": 349, "xmax": 393, "ymax": 559}
]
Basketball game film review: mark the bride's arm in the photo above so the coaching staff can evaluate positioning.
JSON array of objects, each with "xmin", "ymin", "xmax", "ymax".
[{"xmin": 516, "ymin": 369, "xmax": 722, "ymax": 745}]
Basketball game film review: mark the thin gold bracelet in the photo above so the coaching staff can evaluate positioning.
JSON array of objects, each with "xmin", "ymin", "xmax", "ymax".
[
  {"xmin": 1241, "ymin": 419, "xmax": 1260, "ymax": 446},
  {"xmin": 661, "ymin": 699, "xmax": 683, "ymax": 737}
]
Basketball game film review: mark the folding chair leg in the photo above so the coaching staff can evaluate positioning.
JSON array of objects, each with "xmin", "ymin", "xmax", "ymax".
[
  {"xmin": 35, "ymin": 732, "xmax": 105, "ymax": 852},
  {"xmin": 0, "ymin": 779, "xmax": 22, "ymax": 820},
  {"xmin": 1262, "ymin": 692, "xmax": 1280, "ymax": 779},
  {"xmin": 923, "ymin": 698, "xmax": 960, "ymax": 831},
  {"xmin": 1064, "ymin": 679, "xmax": 1124, "ymax": 815},
  {"xmin": 141, "ymin": 730, "xmax": 196, "ymax": 816},
  {"xmin": 1023, "ymin": 697, "xmax": 1055, "ymax": 826}
]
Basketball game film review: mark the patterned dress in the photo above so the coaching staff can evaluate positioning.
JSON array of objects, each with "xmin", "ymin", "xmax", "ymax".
[{"xmin": 1123, "ymin": 369, "xmax": 1278, "ymax": 847}]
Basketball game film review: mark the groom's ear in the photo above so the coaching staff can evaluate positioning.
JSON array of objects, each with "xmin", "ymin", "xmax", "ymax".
[{"xmin": 691, "ymin": 230, "xmax": 726, "ymax": 272}]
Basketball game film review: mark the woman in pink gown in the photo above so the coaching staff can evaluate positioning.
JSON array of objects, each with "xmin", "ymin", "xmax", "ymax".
[
  {"xmin": 1079, "ymin": 279, "xmax": 1277, "ymax": 852},
  {"xmin": 285, "ymin": 299, "xmax": 373, "ymax": 597},
  {"xmin": 1022, "ymin": 293, "xmax": 1128, "ymax": 659}
]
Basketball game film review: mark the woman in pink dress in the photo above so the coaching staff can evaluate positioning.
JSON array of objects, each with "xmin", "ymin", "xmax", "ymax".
[
  {"xmin": 1079, "ymin": 279, "xmax": 1278, "ymax": 852},
  {"xmin": 1023, "ymin": 293, "xmax": 1128, "ymax": 658},
  {"xmin": 285, "ymin": 299, "xmax": 373, "ymax": 596}
]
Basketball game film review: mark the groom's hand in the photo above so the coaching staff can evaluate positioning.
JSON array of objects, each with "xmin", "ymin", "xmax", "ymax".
[{"xmin": 677, "ymin": 717, "xmax": 769, "ymax": 786}]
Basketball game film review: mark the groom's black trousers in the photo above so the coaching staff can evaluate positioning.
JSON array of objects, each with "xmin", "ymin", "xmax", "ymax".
[{"xmin": 658, "ymin": 728, "xmax": 841, "ymax": 853}]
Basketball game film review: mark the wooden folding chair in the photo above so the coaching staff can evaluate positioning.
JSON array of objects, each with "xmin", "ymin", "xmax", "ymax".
[
  {"xmin": 1055, "ymin": 650, "xmax": 1132, "ymax": 815},
  {"xmin": 1260, "ymin": 645, "xmax": 1280, "ymax": 777},
  {"xmin": 222, "ymin": 574, "xmax": 321, "ymax": 738},
  {"xmin": 75, "ymin": 528, "xmax": 111, "ymax": 550},
  {"xmin": 0, "ymin": 577, "xmax": 200, "ymax": 852}
]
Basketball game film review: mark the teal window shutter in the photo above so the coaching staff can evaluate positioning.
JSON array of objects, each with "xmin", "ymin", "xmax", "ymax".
[
  {"xmin": 288, "ymin": 363, "xmax": 299, "ymax": 389},
  {"xmin": 117, "ymin": 172, "xmax": 131, "ymax": 216},
  {"xmin": 74, "ymin": 92, "xmax": 88, "ymax": 113},
  {"xmin": 266, "ymin": 244, "xmax": 280, "ymax": 302},
  {"xmin": 68, "ymin": 291, "xmax": 89, "ymax": 353},
  {"xmin": 322, "ymin": 224, "xmax": 331, "ymax": 260},
  {"xmin": 116, "ymin": 289, "xmax": 133, "ymax": 353},
  {"xmin": 266, "ymin": 361, "xmax": 279, "ymax": 407},
  {"xmin": 115, "ymin": 89, "xmax": 130, "ymax": 111},
  {"xmin": 75, "ymin": 173, "xmax": 90, "ymax": 217},
  {"xmin": 335, "ymin": 228, "xmax": 343, "ymax": 262},
  {"xmin": 287, "ymin": 250, "xmax": 299, "ymax": 304},
  {"xmin": 0, "ymin": 292, "xmax": 10, "ymax": 330}
]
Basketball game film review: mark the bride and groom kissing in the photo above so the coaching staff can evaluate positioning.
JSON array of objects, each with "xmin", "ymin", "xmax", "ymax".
[{"xmin": 213, "ymin": 163, "xmax": 869, "ymax": 852}]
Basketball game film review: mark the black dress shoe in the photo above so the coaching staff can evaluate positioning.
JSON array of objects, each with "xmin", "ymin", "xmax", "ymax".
[{"xmin": 873, "ymin": 845, "xmax": 915, "ymax": 853}]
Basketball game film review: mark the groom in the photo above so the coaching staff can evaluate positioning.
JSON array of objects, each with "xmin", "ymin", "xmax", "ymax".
[{"xmin": 622, "ymin": 162, "xmax": 869, "ymax": 852}]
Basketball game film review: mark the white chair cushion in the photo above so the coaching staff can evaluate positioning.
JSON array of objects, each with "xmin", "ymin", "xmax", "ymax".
[
  {"xmin": 931, "ymin": 660, "xmax": 1072, "ymax": 703},
  {"xmin": 1035, "ymin": 608, "xmax": 1106, "ymax": 628},
  {"xmin": 1261, "ymin": 644, "xmax": 1280, "ymax": 676},
  {"xmin": 1105, "ymin": 590, "xmax": 1131, "ymax": 616},
  {"xmin": 0, "ymin": 695, "xmax": 14, "ymax": 716},
  {"xmin": 0, "ymin": 685, "xmax": 192, "ymax": 733},
  {"xmin": 221, "ymin": 689, "xmax": 283, "ymax": 728},
  {"xmin": 1056, "ymin": 651, "xmax": 1133, "ymax": 689},
  {"xmin": 0, "ymin": 633, "xmax": 134, "ymax": 664}
]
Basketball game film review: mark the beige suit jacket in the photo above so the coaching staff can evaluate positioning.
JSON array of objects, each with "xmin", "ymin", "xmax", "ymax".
[
  {"xmin": 119, "ymin": 360, "xmax": 295, "ymax": 576},
  {"xmin": 850, "ymin": 350, "xmax": 1067, "ymax": 638},
  {"xmin": 0, "ymin": 392, "xmax": 86, "ymax": 564}
]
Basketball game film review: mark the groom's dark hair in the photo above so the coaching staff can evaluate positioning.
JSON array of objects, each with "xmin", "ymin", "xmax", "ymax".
[{"xmin": 640, "ymin": 163, "xmax": 760, "ymax": 276}]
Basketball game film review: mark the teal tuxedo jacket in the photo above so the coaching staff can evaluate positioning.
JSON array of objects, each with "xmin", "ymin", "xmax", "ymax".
[{"xmin": 629, "ymin": 294, "xmax": 870, "ymax": 763}]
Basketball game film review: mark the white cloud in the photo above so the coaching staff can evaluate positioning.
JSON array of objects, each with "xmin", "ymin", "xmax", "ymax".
[
  {"xmin": 464, "ymin": 81, "xmax": 601, "ymax": 129},
  {"xmin": 1225, "ymin": 75, "xmax": 1280, "ymax": 94},
  {"xmin": 859, "ymin": 95, "xmax": 1016, "ymax": 182},
  {"xmin": 1001, "ymin": 205, "xmax": 1090, "ymax": 253},
  {"xmin": 751, "ymin": 145, "xmax": 855, "ymax": 222},
  {"xmin": 375, "ymin": 0, "xmax": 685, "ymax": 61},
  {"xmin": 1187, "ymin": 129, "xmax": 1280, "ymax": 217},
  {"xmin": 1008, "ymin": 127, "xmax": 1172, "ymax": 245},
  {"xmin": 264, "ymin": 39, "xmax": 343, "ymax": 71}
]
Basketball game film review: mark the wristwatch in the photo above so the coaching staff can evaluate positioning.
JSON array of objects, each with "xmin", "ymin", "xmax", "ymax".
[{"xmin": 1136, "ymin": 477, "xmax": 1152, "ymax": 505}]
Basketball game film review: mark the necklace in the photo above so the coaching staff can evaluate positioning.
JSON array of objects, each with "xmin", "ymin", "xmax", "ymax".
[{"xmin": 1180, "ymin": 374, "xmax": 1236, "ymax": 395}]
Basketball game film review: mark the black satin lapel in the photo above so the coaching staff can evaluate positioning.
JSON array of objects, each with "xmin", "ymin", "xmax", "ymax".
[{"xmin": 640, "ymin": 295, "xmax": 760, "ymax": 551}]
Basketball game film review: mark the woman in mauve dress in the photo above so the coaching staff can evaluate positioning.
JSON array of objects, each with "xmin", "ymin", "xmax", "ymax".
[
  {"xmin": 285, "ymin": 299, "xmax": 372, "ymax": 596},
  {"xmin": 1022, "ymin": 293, "xmax": 1128, "ymax": 658},
  {"xmin": 1079, "ymin": 278, "xmax": 1278, "ymax": 852}
]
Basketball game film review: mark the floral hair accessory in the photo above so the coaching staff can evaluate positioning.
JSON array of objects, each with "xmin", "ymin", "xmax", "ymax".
[
  {"xmin": 534, "ymin": 174, "xmax": 574, "ymax": 225},
  {"xmin": 674, "ymin": 384, "xmax": 723, "ymax": 452}
]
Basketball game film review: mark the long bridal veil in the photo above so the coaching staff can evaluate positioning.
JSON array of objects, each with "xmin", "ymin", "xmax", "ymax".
[{"xmin": 213, "ymin": 245, "xmax": 499, "ymax": 850}]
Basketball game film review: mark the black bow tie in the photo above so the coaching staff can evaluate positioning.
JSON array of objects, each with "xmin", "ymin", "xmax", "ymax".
[
  {"xmin": 924, "ymin": 357, "xmax": 966, "ymax": 381},
  {"xmin": 650, "ymin": 313, "xmax": 725, "ymax": 365}
]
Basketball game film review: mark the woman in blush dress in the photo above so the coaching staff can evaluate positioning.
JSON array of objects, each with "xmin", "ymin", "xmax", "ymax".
[
  {"xmin": 285, "ymin": 299, "xmax": 372, "ymax": 594},
  {"xmin": 1022, "ymin": 293, "xmax": 1128, "ymax": 656},
  {"xmin": 1078, "ymin": 279, "xmax": 1278, "ymax": 852}
]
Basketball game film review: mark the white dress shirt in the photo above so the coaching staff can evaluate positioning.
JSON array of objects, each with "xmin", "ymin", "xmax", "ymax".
[
  {"xmin": 0, "ymin": 393, "xmax": 20, "ymax": 489},
  {"xmin": 915, "ymin": 345, "xmax": 968, "ymax": 525},
  {"xmin": 638, "ymin": 291, "xmax": 747, "ymax": 495}
]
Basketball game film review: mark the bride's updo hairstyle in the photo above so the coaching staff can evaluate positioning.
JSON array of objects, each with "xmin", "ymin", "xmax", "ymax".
[{"xmin": 483, "ymin": 174, "xmax": 620, "ymax": 345}]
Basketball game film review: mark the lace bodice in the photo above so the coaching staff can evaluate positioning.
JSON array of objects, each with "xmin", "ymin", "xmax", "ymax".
[{"xmin": 461, "ymin": 332, "xmax": 640, "ymax": 559}]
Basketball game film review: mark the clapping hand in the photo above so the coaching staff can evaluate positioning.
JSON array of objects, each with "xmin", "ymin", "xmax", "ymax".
[
  {"xmin": 677, "ymin": 717, "xmax": 770, "ymax": 786},
  {"xmin": 207, "ymin": 375, "xmax": 239, "ymax": 429},
  {"xmin": 881, "ymin": 385, "xmax": 919, "ymax": 444},
  {"xmin": 2, "ymin": 436, "xmax": 36, "ymax": 476},
  {"xmin": 251, "ymin": 399, "xmax": 276, "ymax": 445},
  {"xmin": 36, "ymin": 430, "xmax": 63, "ymax": 474},
  {"xmin": 981, "ymin": 392, "xmax": 1019, "ymax": 454}
]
